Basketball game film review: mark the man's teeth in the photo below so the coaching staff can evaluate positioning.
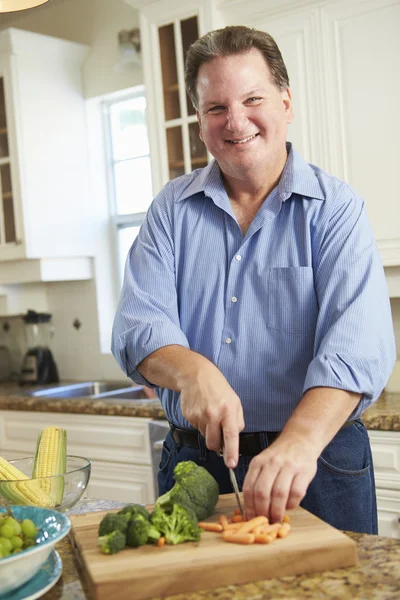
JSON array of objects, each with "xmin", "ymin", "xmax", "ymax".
[{"xmin": 228, "ymin": 134, "xmax": 257, "ymax": 144}]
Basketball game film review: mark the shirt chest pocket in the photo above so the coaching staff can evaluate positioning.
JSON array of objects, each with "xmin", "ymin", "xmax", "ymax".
[{"xmin": 267, "ymin": 267, "xmax": 318, "ymax": 335}]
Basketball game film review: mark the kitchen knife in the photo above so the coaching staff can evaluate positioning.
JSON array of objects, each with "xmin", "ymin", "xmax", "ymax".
[{"xmin": 221, "ymin": 446, "xmax": 245, "ymax": 519}]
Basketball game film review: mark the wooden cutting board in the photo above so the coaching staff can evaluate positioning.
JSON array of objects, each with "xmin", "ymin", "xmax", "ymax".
[{"xmin": 70, "ymin": 494, "xmax": 357, "ymax": 600}]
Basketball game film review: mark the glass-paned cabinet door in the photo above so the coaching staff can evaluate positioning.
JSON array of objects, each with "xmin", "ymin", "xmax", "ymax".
[
  {"xmin": 0, "ymin": 77, "xmax": 17, "ymax": 245},
  {"xmin": 158, "ymin": 14, "xmax": 209, "ymax": 182}
]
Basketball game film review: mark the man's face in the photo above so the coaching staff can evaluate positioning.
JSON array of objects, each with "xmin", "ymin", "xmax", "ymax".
[{"xmin": 196, "ymin": 49, "xmax": 293, "ymax": 180}]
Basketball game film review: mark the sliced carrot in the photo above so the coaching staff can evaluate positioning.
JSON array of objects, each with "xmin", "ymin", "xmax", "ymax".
[
  {"xmin": 231, "ymin": 514, "xmax": 244, "ymax": 523},
  {"xmin": 234, "ymin": 508, "xmax": 242, "ymax": 515},
  {"xmin": 198, "ymin": 522, "xmax": 224, "ymax": 533},
  {"xmin": 283, "ymin": 514, "xmax": 290, "ymax": 523},
  {"xmin": 219, "ymin": 515, "xmax": 229, "ymax": 530},
  {"xmin": 156, "ymin": 536, "xmax": 165, "ymax": 547},
  {"xmin": 261, "ymin": 523, "xmax": 282, "ymax": 535},
  {"xmin": 277, "ymin": 523, "xmax": 291, "ymax": 538},
  {"xmin": 222, "ymin": 532, "xmax": 255, "ymax": 544},
  {"xmin": 253, "ymin": 522, "xmax": 270, "ymax": 535},
  {"xmin": 234, "ymin": 516, "xmax": 268, "ymax": 535}
]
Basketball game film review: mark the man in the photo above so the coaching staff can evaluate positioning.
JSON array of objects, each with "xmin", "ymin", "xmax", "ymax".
[{"xmin": 112, "ymin": 26, "xmax": 395, "ymax": 533}]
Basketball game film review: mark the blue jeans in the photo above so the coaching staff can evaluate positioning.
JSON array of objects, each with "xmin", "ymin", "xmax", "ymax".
[{"xmin": 157, "ymin": 419, "xmax": 378, "ymax": 534}]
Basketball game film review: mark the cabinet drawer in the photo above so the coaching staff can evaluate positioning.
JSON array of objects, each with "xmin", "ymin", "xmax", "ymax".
[
  {"xmin": 0, "ymin": 411, "xmax": 152, "ymax": 465},
  {"xmin": 368, "ymin": 431, "xmax": 400, "ymax": 490},
  {"xmin": 86, "ymin": 461, "xmax": 155, "ymax": 505}
]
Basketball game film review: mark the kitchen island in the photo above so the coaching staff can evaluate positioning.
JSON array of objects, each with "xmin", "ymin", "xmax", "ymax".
[{"xmin": 42, "ymin": 498, "xmax": 400, "ymax": 600}]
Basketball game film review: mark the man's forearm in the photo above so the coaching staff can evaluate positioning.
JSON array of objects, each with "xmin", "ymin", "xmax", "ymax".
[
  {"xmin": 280, "ymin": 387, "xmax": 361, "ymax": 455},
  {"xmin": 137, "ymin": 345, "xmax": 216, "ymax": 392}
]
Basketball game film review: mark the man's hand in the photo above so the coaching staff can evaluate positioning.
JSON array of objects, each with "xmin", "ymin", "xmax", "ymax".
[
  {"xmin": 242, "ymin": 433, "xmax": 319, "ymax": 522},
  {"xmin": 180, "ymin": 369, "xmax": 244, "ymax": 468}
]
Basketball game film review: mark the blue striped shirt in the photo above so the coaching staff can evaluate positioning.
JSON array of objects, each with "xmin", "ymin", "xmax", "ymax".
[{"xmin": 112, "ymin": 144, "xmax": 396, "ymax": 432}]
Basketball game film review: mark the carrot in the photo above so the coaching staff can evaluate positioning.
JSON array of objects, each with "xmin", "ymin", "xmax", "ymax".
[
  {"xmin": 253, "ymin": 522, "xmax": 270, "ymax": 535},
  {"xmin": 231, "ymin": 514, "xmax": 244, "ymax": 523},
  {"xmin": 277, "ymin": 523, "xmax": 291, "ymax": 538},
  {"xmin": 198, "ymin": 522, "xmax": 224, "ymax": 533},
  {"xmin": 253, "ymin": 533, "xmax": 276, "ymax": 544},
  {"xmin": 234, "ymin": 516, "xmax": 268, "ymax": 535},
  {"xmin": 224, "ymin": 522, "xmax": 244, "ymax": 531},
  {"xmin": 219, "ymin": 515, "xmax": 230, "ymax": 530},
  {"xmin": 234, "ymin": 508, "xmax": 242, "ymax": 515},
  {"xmin": 222, "ymin": 532, "xmax": 255, "ymax": 544},
  {"xmin": 261, "ymin": 523, "xmax": 282, "ymax": 535},
  {"xmin": 283, "ymin": 514, "xmax": 290, "ymax": 523},
  {"xmin": 156, "ymin": 536, "xmax": 165, "ymax": 547}
]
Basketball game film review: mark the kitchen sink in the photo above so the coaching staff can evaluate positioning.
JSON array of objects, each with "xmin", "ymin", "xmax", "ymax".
[{"xmin": 20, "ymin": 381, "xmax": 149, "ymax": 400}]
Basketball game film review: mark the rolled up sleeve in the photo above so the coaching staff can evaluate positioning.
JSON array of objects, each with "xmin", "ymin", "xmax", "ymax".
[
  {"xmin": 303, "ymin": 188, "xmax": 396, "ymax": 416},
  {"xmin": 111, "ymin": 185, "xmax": 189, "ymax": 386}
]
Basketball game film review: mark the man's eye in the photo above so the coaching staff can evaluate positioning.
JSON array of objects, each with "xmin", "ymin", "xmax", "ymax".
[
  {"xmin": 208, "ymin": 106, "xmax": 225, "ymax": 113},
  {"xmin": 247, "ymin": 97, "xmax": 262, "ymax": 104}
]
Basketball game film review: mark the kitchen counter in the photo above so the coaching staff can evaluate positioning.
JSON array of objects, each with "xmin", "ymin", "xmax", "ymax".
[
  {"xmin": 0, "ymin": 382, "xmax": 399, "ymax": 430},
  {"xmin": 43, "ymin": 498, "xmax": 400, "ymax": 600}
]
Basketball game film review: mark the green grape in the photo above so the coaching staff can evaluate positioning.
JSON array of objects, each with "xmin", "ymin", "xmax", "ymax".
[
  {"xmin": 21, "ymin": 519, "xmax": 37, "ymax": 539},
  {"xmin": 0, "ymin": 538, "xmax": 12, "ymax": 553},
  {"xmin": 11, "ymin": 536, "xmax": 23, "ymax": 550},
  {"xmin": 22, "ymin": 537, "xmax": 36, "ymax": 549},
  {"xmin": 0, "ymin": 516, "xmax": 6, "ymax": 528},
  {"xmin": 0, "ymin": 523, "xmax": 15, "ymax": 539}
]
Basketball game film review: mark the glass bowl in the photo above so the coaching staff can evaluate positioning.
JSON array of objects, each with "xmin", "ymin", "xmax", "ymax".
[
  {"xmin": 0, "ymin": 456, "xmax": 91, "ymax": 512},
  {"xmin": 0, "ymin": 505, "xmax": 71, "ymax": 596}
]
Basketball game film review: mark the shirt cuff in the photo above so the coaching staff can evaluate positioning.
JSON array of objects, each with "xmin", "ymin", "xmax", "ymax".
[{"xmin": 113, "ymin": 320, "xmax": 190, "ymax": 387}]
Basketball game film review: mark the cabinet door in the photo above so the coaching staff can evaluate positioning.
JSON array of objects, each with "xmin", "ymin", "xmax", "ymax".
[
  {"xmin": 87, "ymin": 460, "xmax": 155, "ymax": 504},
  {"xmin": 0, "ymin": 64, "xmax": 24, "ymax": 260},
  {"xmin": 140, "ymin": 2, "xmax": 213, "ymax": 193},
  {"xmin": 376, "ymin": 488, "xmax": 400, "ymax": 539},
  {"xmin": 320, "ymin": 0, "xmax": 400, "ymax": 266}
]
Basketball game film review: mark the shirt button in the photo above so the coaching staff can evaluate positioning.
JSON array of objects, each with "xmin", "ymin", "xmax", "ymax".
[
  {"xmin": 235, "ymin": 255, "xmax": 242, "ymax": 261},
  {"xmin": 225, "ymin": 337, "xmax": 232, "ymax": 344},
  {"xmin": 231, "ymin": 297, "xmax": 237, "ymax": 303}
]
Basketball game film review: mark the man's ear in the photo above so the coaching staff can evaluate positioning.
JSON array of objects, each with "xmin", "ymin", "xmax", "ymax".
[
  {"xmin": 283, "ymin": 88, "xmax": 294, "ymax": 124},
  {"xmin": 196, "ymin": 110, "xmax": 204, "ymax": 142}
]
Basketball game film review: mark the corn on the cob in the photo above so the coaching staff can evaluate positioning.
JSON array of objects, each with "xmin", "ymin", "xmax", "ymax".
[
  {"xmin": 0, "ymin": 456, "xmax": 54, "ymax": 508},
  {"xmin": 32, "ymin": 426, "xmax": 67, "ymax": 506}
]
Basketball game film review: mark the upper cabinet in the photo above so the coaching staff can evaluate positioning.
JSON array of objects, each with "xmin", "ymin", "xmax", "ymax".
[
  {"xmin": 0, "ymin": 28, "xmax": 94, "ymax": 277},
  {"xmin": 131, "ymin": 0, "xmax": 223, "ymax": 193},
  {"xmin": 218, "ymin": 0, "xmax": 400, "ymax": 269}
]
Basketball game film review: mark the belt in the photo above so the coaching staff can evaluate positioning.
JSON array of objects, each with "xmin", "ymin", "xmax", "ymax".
[{"xmin": 171, "ymin": 419, "xmax": 356, "ymax": 458}]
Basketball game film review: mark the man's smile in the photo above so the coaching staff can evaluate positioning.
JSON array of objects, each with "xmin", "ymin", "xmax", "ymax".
[{"xmin": 225, "ymin": 133, "xmax": 260, "ymax": 144}]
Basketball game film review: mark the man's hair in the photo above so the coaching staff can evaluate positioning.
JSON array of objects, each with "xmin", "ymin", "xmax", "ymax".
[{"xmin": 185, "ymin": 25, "xmax": 290, "ymax": 110}]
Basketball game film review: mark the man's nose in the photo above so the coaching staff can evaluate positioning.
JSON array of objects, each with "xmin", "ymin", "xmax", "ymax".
[{"xmin": 226, "ymin": 107, "xmax": 248, "ymax": 132}]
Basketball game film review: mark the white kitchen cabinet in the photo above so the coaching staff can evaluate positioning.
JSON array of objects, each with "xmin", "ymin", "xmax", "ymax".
[
  {"xmin": 125, "ymin": 0, "xmax": 223, "ymax": 193},
  {"xmin": 369, "ymin": 430, "xmax": 400, "ymax": 538},
  {"xmin": 217, "ymin": 0, "xmax": 400, "ymax": 267},
  {"xmin": 0, "ymin": 28, "xmax": 93, "ymax": 280},
  {"xmin": 0, "ymin": 410, "xmax": 155, "ymax": 505}
]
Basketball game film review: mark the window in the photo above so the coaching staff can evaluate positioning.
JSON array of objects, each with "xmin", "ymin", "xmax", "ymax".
[{"xmin": 103, "ymin": 87, "xmax": 153, "ymax": 282}]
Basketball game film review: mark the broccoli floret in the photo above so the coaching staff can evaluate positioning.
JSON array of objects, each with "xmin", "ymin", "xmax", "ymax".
[
  {"xmin": 118, "ymin": 503, "xmax": 150, "ymax": 521},
  {"xmin": 156, "ymin": 461, "xmax": 219, "ymax": 521},
  {"xmin": 98, "ymin": 512, "xmax": 130, "ymax": 537},
  {"xmin": 98, "ymin": 530, "xmax": 126, "ymax": 555},
  {"xmin": 125, "ymin": 514, "xmax": 151, "ymax": 548},
  {"xmin": 151, "ymin": 503, "xmax": 201, "ymax": 545}
]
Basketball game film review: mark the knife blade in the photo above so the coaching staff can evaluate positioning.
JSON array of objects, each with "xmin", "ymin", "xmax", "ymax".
[
  {"xmin": 228, "ymin": 465, "xmax": 245, "ymax": 519},
  {"xmin": 221, "ymin": 446, "xmax": 245, "ymax": 519}
]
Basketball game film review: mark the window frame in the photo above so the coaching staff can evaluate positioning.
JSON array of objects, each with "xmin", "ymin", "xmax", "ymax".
[{"xmin": 102, "ymin": 84, "xmax": 152, "ymax": 284}]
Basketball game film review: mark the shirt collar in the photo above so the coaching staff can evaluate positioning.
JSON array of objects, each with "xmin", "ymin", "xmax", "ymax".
[{"xmin": 175, "ymin": 142, "xmax": 326, "ymax": 203}]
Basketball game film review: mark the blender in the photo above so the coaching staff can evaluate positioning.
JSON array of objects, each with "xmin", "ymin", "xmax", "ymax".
[{"xmin": 19, "ymin": 310, "xmax": 59, "ymax": 385}]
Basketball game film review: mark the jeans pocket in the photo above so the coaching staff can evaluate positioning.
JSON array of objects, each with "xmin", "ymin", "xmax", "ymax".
[{"xmin": 318, "ymin": 455, "xmax": 370, "ymax": 477}]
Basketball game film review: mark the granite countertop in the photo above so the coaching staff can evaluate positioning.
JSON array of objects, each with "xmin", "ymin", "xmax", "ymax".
[
  {"xmin": 42, "ymin": 498, "xmax": 400, "ymax": 600},
  {"xmin": 0, "ymin": 382, "xmax": 399, "ymax": 430}
]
